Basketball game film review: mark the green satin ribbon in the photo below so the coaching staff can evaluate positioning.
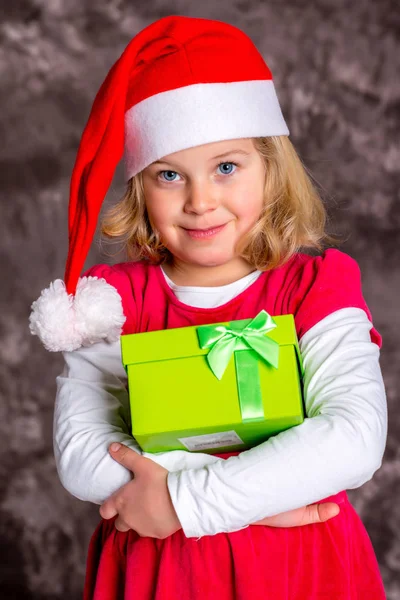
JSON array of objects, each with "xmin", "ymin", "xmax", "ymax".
[{"xmin": 197, "ymin": 310, "xmax": 280, "ymax": 422}]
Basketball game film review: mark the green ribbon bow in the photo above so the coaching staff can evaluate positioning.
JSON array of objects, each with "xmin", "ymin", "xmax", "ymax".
[
  {"xmin": 197, "ymin": 310, "xmax": 280, "ymax": 422},
  {"xmin": 197, "ymin": 310, "xmax": 279, "ymax": 379}
]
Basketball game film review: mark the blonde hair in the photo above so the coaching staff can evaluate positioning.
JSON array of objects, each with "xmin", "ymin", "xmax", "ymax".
[{"xmin": 100, "ymin": 136, "xmax": 340, "ymax": 270}]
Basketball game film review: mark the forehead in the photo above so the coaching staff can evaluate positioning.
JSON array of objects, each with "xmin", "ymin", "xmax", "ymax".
[{"xmin": 153, "ymin": 138, "xmax": 256, "ymax": 165}]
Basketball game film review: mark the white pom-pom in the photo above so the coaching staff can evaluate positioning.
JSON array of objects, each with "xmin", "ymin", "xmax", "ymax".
[
  {"xmin": 29, "ymin": 277, "xmax": 126, "ymax": 352},
  {"xmin": 29, "ymin": 280, "xmax": 82, "ymax": 352},
  {"xmin": 74, "ymin": 276, "xmax": 126, "ymax": 346}
]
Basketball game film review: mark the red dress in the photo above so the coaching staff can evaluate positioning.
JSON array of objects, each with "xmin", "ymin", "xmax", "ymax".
[{"xmin": 82, "ymin": 250, "xmax": 386, "ymax": 599}]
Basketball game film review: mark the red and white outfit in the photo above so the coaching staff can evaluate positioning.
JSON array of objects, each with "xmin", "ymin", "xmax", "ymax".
[
  {"xmin": 28, "ymin": 15, "xmax": 387, "ymax": 600},
  {"xmin": 54, "ymin": 249, "xmax": 387, "ymax": 599}
]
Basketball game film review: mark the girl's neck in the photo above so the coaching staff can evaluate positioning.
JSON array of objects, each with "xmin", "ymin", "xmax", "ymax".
[{"xmin": 162, "ymin": 257, "xmax": 257, "ymax": 287}]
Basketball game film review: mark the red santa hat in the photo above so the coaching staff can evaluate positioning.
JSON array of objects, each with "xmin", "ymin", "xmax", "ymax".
[{"xmin": 29, "ymin": 15, "xmax": 289, "ymax": 352}]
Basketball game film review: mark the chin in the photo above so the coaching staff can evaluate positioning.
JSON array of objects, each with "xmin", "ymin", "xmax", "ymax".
[{"xmin": 183, "ymin": 251, "xmax": 235, "ymax": 268}]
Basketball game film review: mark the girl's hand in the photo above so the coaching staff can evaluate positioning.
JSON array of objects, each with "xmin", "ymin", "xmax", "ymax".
[
  {"xmin": 99, "ymin": 443, "xmax": 182, "ymax": 539},
  {"xmin": 251, "ymin": 502, "xmax": 340, "ymax": 528},
  {"xmin": 101, "ymin": 443, "xmax": 340, "ymax": 537}
]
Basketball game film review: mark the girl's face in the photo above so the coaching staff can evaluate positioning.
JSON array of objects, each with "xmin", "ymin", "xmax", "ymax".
[{"xmin": 142, "ymin": 138, "xmax": 265, "ymax": 284}]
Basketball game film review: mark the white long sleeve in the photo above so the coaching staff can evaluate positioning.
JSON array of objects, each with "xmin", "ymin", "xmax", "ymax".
[
  {"xmin": 54, "ymin": 341, "xmax": 222, "ymax": 504},
  {"xmin": 167, "ymin": 307, "xmax": 387, "ymax": 538}
]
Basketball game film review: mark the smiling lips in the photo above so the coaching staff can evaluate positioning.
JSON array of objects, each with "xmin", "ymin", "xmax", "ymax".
[{"xmin": 182, "ymin": 224, "xmax": 227, "ymax": 239}]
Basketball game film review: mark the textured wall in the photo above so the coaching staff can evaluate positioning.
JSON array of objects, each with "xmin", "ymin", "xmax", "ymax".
[{"xmin": 0, "ymin": 1, "xmax": 399, "ymax": 598}]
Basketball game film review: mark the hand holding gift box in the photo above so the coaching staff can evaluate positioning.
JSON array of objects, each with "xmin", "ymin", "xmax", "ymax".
[{"xmin": 121, "ymin": 310, "xmax": 305, "ymax": 454}]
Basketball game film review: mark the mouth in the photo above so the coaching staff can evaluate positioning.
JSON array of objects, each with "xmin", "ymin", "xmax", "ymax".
[{"xmin": 181, "ymin": 223, "xmax": 227, "ymax": 239}]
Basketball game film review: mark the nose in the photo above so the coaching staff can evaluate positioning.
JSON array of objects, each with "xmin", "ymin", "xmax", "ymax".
[{"xmin": 184, "ymin": 181, "xmax": 218, "ymax": 215}]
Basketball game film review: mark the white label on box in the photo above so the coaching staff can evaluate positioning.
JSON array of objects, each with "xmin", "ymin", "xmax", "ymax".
[{"xmin": 178, "ymin": 430, "xmax": 245, "ymax": 451}]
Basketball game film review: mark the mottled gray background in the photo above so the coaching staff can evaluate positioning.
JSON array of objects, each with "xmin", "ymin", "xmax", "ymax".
[{"xmin": 0, "ymin": 0, "xmax": 399, "ymax": 598}]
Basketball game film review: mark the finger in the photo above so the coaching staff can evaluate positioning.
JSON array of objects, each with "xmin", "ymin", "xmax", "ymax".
[
  {"xmin": 306, "ymin": 502, "xmax": 340, "ymax": 524},
  {"xmin": 114, "ymin": 516, "xmax": 131, "ymax": 532},
  {"xmin": 252, "ymin": 502, "xmax": 341, "ymax": 528},
  {"xmin": 109, "ymin": 443, "xmax": 142, "ymax": 472},
  {"xmin": 99, "ymin": 500, "xmax": 118, "ymax": 520}
]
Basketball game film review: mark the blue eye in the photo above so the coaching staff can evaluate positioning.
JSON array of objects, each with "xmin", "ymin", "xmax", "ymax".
[
  {"xmin": 218, "ymin": 162, "xmax": 237, "ymax": 175},
  {"xmin": 158, "ymin": 163, "xmax": 237, "ymax": 182},
  {"xmin": 160, "ymin": 170, "xmax": 180, "ymax": 182}
]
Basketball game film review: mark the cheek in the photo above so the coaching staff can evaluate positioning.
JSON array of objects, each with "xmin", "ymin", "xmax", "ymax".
[
  {"xmin": 142, "ymin": 178, "xmax": 178, "ymax": 228},
  {"xmin": 145, "ymin": 197, "xmax": 176, "ymax": 229},
  {"xmin": 231, "ymin": 182, "xmax": 264, "ymax": 225}
]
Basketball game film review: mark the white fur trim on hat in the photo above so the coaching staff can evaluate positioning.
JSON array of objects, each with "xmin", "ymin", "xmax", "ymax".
[
  {"xmin": 124, "ymin": 80, "xmax": 289, "ymax": 179},
  {"xmin": 29, "ymin": 277, "xmax": 126, "ymax": 352}
]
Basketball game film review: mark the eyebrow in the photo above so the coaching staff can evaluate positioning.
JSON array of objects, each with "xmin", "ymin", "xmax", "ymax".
[{"xmin": 151, "ymin": 149, "xmax": 251, "ymax": 167}]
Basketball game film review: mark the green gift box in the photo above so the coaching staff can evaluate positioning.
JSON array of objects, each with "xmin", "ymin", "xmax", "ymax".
[{"xmin": 121, "ymin": 310, "xmax": 305, "ymax": 454}]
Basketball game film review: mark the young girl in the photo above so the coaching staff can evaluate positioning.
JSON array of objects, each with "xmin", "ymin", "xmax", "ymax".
[{"xmin": 30, "ymin": 15, "xmax": 387, "ymax": 599}]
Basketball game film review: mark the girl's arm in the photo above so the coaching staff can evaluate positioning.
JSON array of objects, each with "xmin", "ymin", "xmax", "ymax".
[
  {"xmin": 54, "ymin": 340, "xmax": 221, "ymax": 505},
  {"xmin": 167, "ymin": 307, "xmax": 387, "ymax": 538}
]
